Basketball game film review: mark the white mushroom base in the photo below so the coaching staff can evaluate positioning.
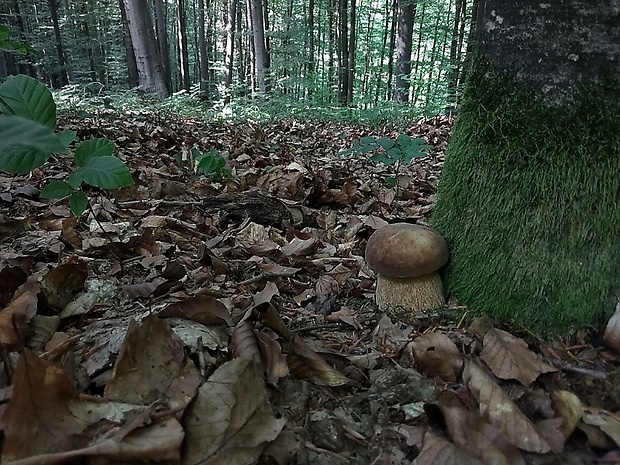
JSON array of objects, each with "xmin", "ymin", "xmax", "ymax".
[{"xmin": 375, "ymin": 272, "xmax": 446, "ymax": 320}]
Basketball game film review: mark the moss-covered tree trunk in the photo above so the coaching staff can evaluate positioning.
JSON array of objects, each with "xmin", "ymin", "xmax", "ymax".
[{"xmin": 431, "ymin": 1, "xmax": 620, "ymax": 334}]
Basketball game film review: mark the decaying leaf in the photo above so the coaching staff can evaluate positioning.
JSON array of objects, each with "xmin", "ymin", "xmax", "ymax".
[
  {"xmin": 408, "ymin": 332, "xmax": 463, "ymax": 382},
  {"xmin": 1, "ymin": 350, "xmax": 89, "ymax": 461},
  {"xmin": 104, "ymin": 316, "xmax": 200, "ymax": 408},
  {"xmin": 603, "ymin": 301, "xmax": 620, "ymax": 354},
  {"xmin": 159, "ymin": 294, "xmax": 233, "ymax": 326},
  {"xmin": 464, "ymin": 359, "xmax": 551, "ymax": 453},
  {"xmin": 414, "ymin": 431, "xmax": 486, "ymax": 465},
  {"xmin": 182, "ymin": 357, "xmax": 286, "ymax": 465},
  {"xmin": 480, "ymin": 328, "xmax": 557, "ymax": 385},
  {"xmin": 286, "ymin": 335, "xmax": 350, "ymax": 387},
  {"xmin": 553, "ymin": 390, "xmax": 583, "ymax": 438}
]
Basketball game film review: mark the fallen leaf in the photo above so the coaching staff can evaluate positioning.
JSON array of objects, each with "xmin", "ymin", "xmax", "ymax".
[
  {"xmin": 480, "ymin": 328, "xmax": 557, "ymax": 385},
  {"xmin": 182, "ymin": 357, "xmax": 286, "ymax": 465},
  {"xmin": 464, "ymin": 359, "xmax": 551, "ymax": 453}
]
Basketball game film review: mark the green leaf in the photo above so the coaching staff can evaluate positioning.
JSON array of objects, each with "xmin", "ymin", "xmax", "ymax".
[
  {"xmin": 71, "ymin": 156, "xmax": 133, "ymax": 189},
  {"xmin": 58, "ymin": 130, "xmax": 77, "ymax": 148},
  {"xmin": 69, "ymin": 191, "xmax": 88, "ymax": 216},
  {"xmin": 74, "ymin": 138, "xmax": 115, "ymax": 166},
  {"xmin": 385, "ymin": 176, "xmax": 397, "ymax": 186},
  {"xmin": 396, "ymin": 134, "xmax": 412, "ymax": 147},
  {"xmin": 378, "ymin": 137, "xmax": 395, "ymax": 150},
  {"xmin": 0, "ymin": 75, "xmax": 56, "ymax": 128},
  {"xmin": 370, "ymin": 153, "xmax": 395, "ymax": 165},
  {"xmin": 40, "ymin": 181, "xmax": 75, "ymax": 199},
  {"xmin": 0, "ymin": 116, "xmax": 67, "ymax": 173}
]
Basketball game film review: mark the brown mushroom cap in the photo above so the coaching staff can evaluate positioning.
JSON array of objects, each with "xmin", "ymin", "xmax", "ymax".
[{"xmin": 365, "ymin": 223, "xmax": 449, "ymax": 278}]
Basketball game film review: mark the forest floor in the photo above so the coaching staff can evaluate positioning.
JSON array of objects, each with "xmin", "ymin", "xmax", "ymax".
[{"xmin": 0, "ymin": 113, "xmax": 619, "ymax": 465}]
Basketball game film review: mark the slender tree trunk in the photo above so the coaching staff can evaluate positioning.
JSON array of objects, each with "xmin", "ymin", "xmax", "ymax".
[
  {"xmin": 446, "ymin": 0, "xmax": 465, "ymax": 109},
  {"xmin": 176, "ymin": 0, "xmax": 191, "ymax": 91},
  {"xmin": 386, "ymin": 0, "xmax": 397, "ymax": 100},
  {"xmin": 47, "ymin": 0, "xmax": 69, "ymax": 87},
  {"xmin": 433, "ymin": 0, "xmax": 620, "ymax": 334},
  {"xmin": 249, "ymin": 0, "xmax": 269, "ymax": 92},
  {"xmin": 122, "ymin": 0, "xmax": 170, "ymax": 99},
  {"xmin": 394, "ymin": 0, "xmax": 416, "ymax": 103},
  {"xmin": 224, "ymin": 0, "xmax": 237, "ymax": 102},
  {"xmin": 197, "ymin": 0, "xmax": 209, "ymax": 98},
  {"xmin": 154, "ymin": 0, "xmax": 172, "ymax": 91},
  {"xmin": 346, "ymin": 0, "xmax": 356, "ymax": 104},
  {"xmin": 337, "ymin": 0, "xmax": 348, "ymax": 103}
]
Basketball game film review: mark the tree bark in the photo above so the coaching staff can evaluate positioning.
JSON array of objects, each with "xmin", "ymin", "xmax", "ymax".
[
  {"xmin": 249, "ymin": 0, "xmax": 269, "ymax": 93},
  {"xmin": 122, "ymin": 0, "xmax": 170, "ymax": 99},
  {"xmin": 119, "ymin": 0, "xmax": 139, "ymax": 88},
  {"xmin": 176, "ymin": 0, "xmax": 191, "ymax": 92},
  {"xmin": 154, "ymin": 0, "xmax": 172, "ymax": 91},
  {"xmin": 432, "ymin": 0, "xmax": 620, "ymax": 334},
  {"xmin": 47, "ymin": 0, "xmax": 69, "ymax": 87},
  {"xmin": 394, "ymin": 0, "xmax": 415, "ymax": 103},
  {"xmin": 224, "ymin": 0, "xmax": 237, "ymax": 102}
]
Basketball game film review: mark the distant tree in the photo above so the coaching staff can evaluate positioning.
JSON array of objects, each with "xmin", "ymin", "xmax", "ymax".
[
  {"xmin": 176, "ymin": 0, "xmax": 191, "ymax": 92},
  {"xmin": 394, "ymin": 0, "xmax": 415, "ymax": 103},
  {"xmin": 223, "ymin": 0, "xmax": 237, "ymax": 102},
  {"xmin": 118, "ymin": 0, "xmax": 139, "ymax": 87},
  {"xmin": 249, "ymin": 0, "xmax": 269, "ymax": 92},
  {"xmin": 47, "ymin": 0, "xmax": 70, "ymax": 86},
  {"xmin": 154, "ymin": 0, "xmax": 172, "ymax": 90},
  {"xmin": 433, "ymin": 0, "xmax": 620, "ymax": 334},
  {"xmin": 121, "ymin": 0, "xmax": 170, "ymax": 98},
  {"xmin": 197, "ymin": 0, "xmax": 211, "ymax": 98}
]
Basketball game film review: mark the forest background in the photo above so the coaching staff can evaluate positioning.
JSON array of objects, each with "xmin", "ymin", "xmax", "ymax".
[{"xmin": 0, "ymin": 0, "xmax": 474, "ymax": 120}]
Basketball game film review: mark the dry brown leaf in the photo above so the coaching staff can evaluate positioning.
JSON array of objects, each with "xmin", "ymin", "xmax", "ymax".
[
  {"xmin": 122, "ymin": 277, "xmax": 167, "ymax": 298},
  {"xmin": 0, "ymin": 285, "xmax": 38, "ymax": 350},
  {"xmin": 414, "ymin": 431, "xmax": 486, "ymax": 465},
  {"xmin": 253, "ymin": 281, "xmax": 280, "ymax": 305},
  {"xmin": 41, "ymin": 258, "xmax": 88, "ymax": 310},
  {"xmin": 160, "ymin": 294, "xmax": 233, "ymax": 326},
  {"xmin": 281, "ymin": 237, "xmax": 319, "ymax": 256},
  {"xmin": 182, "ymin": 358, "xmax": 286, "ymax": 465},
  {"xmin": 480, "ymin": 328, "xmax": 557, "ymax": 385},
  {"xmin": 582, "ymin": 408, "xmax": 620, "ymax": 448},
  {"xmin": 255, "ymin": 330, "xmax": 289, "ymax": 384},
  {"xmin": 1, "ymin": 350, "xmax": 89, "ymax": 461},
  {"xmin": 286, "ymin": 336, "xmax": 350, "ymax": 387},
  {"xmin": 408, "ymin": 332, "xmax": 463, "ymax": 382},
  {"xmin": 61, "ymin": 216, "xmax": 82, "ymax": 249},
  {"xmin": 435, "ymin": 390, "xmax": 525, "ymax": 465},
  {"xmin": 231, "ymin": 320, "xmax": 262, "ymax": 363},
  {"xmin": 464, "ymin": 359, "xmax": 551, "ymax": 453},
  {"xmin": 104, "ymin": 316, "xmax": 200, "ymax": 406}
]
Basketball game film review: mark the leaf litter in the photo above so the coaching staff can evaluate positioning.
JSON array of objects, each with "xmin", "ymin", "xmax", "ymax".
[{"xmin": 1, "ymin": 113, "xmax": 620, "ymax": 464}]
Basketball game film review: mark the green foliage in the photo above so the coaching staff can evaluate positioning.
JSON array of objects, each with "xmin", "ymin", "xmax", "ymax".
[
  {"xmin": 0, "ymin": 25, "xmax": 38, "ymax": 55},
  {"xmin": 349, "ymin": 134, "xmax": 433, "ymax": 166},
  {"xmin": 0, "ymin": 75, "xmax": 133, "ymax": 216},
  {"xmin": 192, "ymin": 148, "xmax": 232, "ymax": 180},
  {"xmin": 432, "ymin": 60, "xmax": 620, "ymax": 335},
  {"xmin": 342, "ymin": 133, "xmax": 432, "ymax": 185}
]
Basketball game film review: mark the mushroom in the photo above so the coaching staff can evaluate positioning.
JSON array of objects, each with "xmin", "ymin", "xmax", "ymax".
[{"xmin": 364, "ymin": 223, "xmax": 449, "ymax": 319}]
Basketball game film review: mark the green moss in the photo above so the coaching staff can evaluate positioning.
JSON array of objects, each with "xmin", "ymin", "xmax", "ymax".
[{"xmin": 432, "ymin": 60, "xmax": 620, "ymax": 335}]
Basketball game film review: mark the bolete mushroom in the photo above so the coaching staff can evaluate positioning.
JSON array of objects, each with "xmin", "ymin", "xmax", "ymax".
[{"xmin": 365, "ymin": 223, "xmax": 449, "ymax": 319}]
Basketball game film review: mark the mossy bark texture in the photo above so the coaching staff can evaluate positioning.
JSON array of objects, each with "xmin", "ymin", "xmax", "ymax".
[{"xmin": 431, "ymin": 1, "xmax": 620, "ymax": 334}]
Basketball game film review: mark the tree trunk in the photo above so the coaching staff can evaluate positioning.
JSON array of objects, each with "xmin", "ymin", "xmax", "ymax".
[
  {"xmin": 197, "ymin": 0, "xmax": 210, "ymax": 98},
  {"xmin": 119, "ymin": 0, "xmax": 139, "ymax": 88},
  {"xmin": 249, "ymin": 0, "xmax": 269, "ymax": 93},
  {"xmin": 47, "ymin": 0, "xmax": 69, "ymax": 87},
  {"xmin": 154, "ymin": 0, "xmax": 172, "ymax": 91},
  {"xmin": 122, "ymin": 0, "xmax": 170, "ymax": 99},
  {"xmin": 337, "ymin": 0, "xmax": 348, "ymax": 104},
  {"xmin": 224, "ymin": 0, "xmax": 237, "ymax": 102},
  {"xmin": 176, "ymin": 0, "xmax": 191, "ymax": 92},
  {"xmin": 394, "ymin": 0, "xmax": 415, "ymax": 103},
  {"xmin": 346, "ymin": 0, "xmax": 355, "ymax": 104},
  {"xmin": 432, "ymin": 0, "xmax": 620, "ymax": 334}
]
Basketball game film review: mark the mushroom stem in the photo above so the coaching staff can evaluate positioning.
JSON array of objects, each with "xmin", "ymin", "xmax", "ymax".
[{"xmin": 375, "ymin": 272, "xmax": 445, "ymax": 315}]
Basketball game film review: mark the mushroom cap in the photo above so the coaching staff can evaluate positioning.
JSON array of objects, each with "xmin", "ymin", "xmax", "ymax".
[{"xmin": 365, "ymin": 223, "xmax": 449, "ymax": 278}]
